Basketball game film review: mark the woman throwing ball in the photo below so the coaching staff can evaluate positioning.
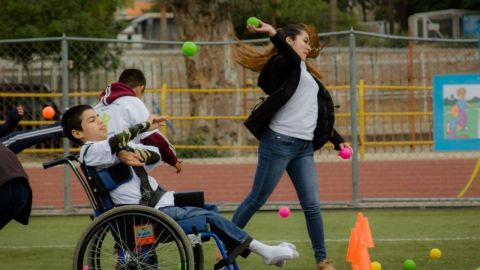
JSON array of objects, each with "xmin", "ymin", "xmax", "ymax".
[{"xmin": 232, "ymin": 19, "xmax": 351, "ymax": 270}]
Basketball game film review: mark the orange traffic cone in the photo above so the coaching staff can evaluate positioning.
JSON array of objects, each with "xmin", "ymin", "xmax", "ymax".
[
  {"xmin": 358, "ymin": 246, "xmax": 371, "ymax": 270},
  {"xmin": 347, "ymin": 212, "xmax": 375, "ymax": 270},
  {"xmin": 346, "ymin": 228, "xmax": 358, "ymax": 263},
  {"xmin": 361, "ymin": 217, "xmax": 374, "ymax": 248}
]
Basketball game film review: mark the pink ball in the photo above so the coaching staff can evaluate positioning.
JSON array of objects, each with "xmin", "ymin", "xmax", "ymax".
[
  {"xmin": 82, "ymin": 266, "xmax": 89, "ymax": 270},
  {"xmin": 278, "ymin": 206, "xmax": 291, "ymax": 218},
  {"xmin": 338, "ymin": 147, "xmax": 352, "ymax": 159}
]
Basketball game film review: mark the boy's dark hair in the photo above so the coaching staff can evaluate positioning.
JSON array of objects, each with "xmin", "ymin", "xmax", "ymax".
[
  {"xmin": 118, "ymin": 69, "xmax": 146, "ymax": 89},
  {"xmin": 61, "ymin": 104, "xmax": 93, "ymax": 145}
]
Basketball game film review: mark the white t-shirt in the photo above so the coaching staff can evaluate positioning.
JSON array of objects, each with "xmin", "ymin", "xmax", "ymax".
[
  {"xmin": 269, "ymin": 61, "xmax": 319, "ymax": 140},
  {"xmin": 80, "ymin": 140, "xmax": 174, "ymax": 209},
  {"xmin": 94, "ymin": 96, "xmax": 155, "ymax": 142}
]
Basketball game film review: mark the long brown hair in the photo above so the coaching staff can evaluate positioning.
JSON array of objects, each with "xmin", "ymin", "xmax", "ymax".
[{"xmin": 233, "ymin": 23, "xmax": 323, "ymax": 80}]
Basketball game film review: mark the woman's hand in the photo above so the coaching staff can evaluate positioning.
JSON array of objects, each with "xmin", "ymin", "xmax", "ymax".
[
  {"xmin": 246, "ymin": 19, "xmax": 276, "ymax": 37},
  {"xmin": 147, "ymin": 115, "xmax": 168, "ymax": 131},
  {"xmin": 339, "ymin": 142, "xmax": 352, "ymax": 151}
]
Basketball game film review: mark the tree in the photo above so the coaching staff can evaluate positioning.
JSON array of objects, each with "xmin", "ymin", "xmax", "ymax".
[
  {"xmin": 232, "ymin": 0, "xmax": 359, "ymax": 39},
  {"xmin": 171, "ymin": 0, "xmax": 244, "ymax": 148},
  {"xmin": 0, "ymin": 0, "xmax": 125, "ymax": 80}
]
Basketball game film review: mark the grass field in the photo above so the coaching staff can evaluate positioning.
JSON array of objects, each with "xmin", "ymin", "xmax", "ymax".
[{"xmin": 1, "ymin": 208, "xmax": 479, "ymax": 270}]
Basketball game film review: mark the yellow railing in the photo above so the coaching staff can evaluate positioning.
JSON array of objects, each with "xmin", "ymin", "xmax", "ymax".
[
  {"xmin": 356, "ymin": 79, "xmax": 433, "ymax": 159},
  {"xmin": 1, "ymin": 82, "xmax": 434, "ymax": 154}
]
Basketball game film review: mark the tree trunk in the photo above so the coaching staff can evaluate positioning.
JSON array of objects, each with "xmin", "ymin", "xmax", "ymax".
[
  {"xmin": 159, "ymin": 0, "xmax": 168, "ymax": 48},
  {"xmin": 387, "ymin": 0, "xmax": 394, "ymax": 34},
  {"xmin": 329, "ymin": 0, "xmax": 337, "ymax": 44},
  {"xmin": 171, "ymin": 0, "xmax": 243, "ymax": 148}
]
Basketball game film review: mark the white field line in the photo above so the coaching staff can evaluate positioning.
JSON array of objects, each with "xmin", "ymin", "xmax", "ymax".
[{"xmin": 1, "ymin": 236, "xmax": 479, "ymax": 249}]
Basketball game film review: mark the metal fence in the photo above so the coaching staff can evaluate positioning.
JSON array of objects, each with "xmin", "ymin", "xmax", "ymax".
[{"xmin": 1, "ymin": 30, "xmax": 480, "ymax": 210}]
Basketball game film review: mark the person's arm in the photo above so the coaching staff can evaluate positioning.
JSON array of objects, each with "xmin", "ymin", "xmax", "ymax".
[
  {"xmin": 269, "ymin": 33, "xmax": 302, "ymax": 66},
  {"xmin": 119, "ymin": 142, "xmax": 162, "ymax": 172},
  {"xmin": 141, "ymin": 131, "xmax": 181, "ymax": 172},
  {"xmin": 0, "ymin": 106, "xmax": 24, "ymax": 137},
  {"xmin": 247, "ymin": 20, "xmax": 301, "ymax": 68},
  {"xmin": 127, "ymin": 98, "xmax": 181, "ymax": 172},
  {"xmin": 329, "ymin": 128, "xmax": 347, "ymax": 151},
  {"xmin": 3, "ymin": 123, "xmax": 63, "ymax": 154},
  {"xmin": 117, "ymin": 147, "xmax": 160, "ymax": 166},
  {"xmin": 108, "ymin": 115, "xmax": 167, "ymax": 154},
  {"xmin": 84, "ymin": 116, "xmax": 166, "ymax": 167}
]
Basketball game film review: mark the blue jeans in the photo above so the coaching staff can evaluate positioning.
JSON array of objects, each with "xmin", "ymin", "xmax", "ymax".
[
  {"xmin": 159, "ymin": 205, "xmax": 250, "ymax": 254},
  {"xmin": 232, "ymin": 128, "xmax": 327, "ymax": 262}
]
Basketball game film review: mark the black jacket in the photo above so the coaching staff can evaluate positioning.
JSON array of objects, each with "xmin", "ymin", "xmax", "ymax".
[
  {"xmin": 0, "ymin": 144, "xmax": 32, "ymax": 225},
  {"xmin": 244, "ymin": 32, "xmax": 345, "ymax": 151}
]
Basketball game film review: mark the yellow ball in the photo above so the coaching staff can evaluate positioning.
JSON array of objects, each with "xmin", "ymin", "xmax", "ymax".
[
  {"xmin": 429, "ymin": 248, "xmax": 442, "ymax": 259},
  {"xmin": 371, "ymin": 261, "xmax": 382, "ymax": 270}
]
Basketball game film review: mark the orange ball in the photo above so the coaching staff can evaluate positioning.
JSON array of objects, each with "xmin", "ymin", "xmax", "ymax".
[{"xmin": 42, "ymin": 106, "xmax": 55, "ymax": 119}]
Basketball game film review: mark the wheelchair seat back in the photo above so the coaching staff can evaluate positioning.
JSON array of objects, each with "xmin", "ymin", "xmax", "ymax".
[{"xmin": 79, "ymin": 162, "xmax": 132, "ymax": 216}]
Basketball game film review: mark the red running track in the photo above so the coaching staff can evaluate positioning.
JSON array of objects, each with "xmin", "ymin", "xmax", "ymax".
[{"xmin": 26, "ymin": 159, "xmax": 480, "ymax": 210}]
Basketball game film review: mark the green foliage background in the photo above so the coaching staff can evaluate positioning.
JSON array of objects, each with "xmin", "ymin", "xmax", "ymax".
[{"xmin": 0, "ymin": 0, "xmax": 125, "ymax": 74}]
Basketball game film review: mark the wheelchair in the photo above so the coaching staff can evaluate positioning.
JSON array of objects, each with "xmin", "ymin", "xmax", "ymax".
[{"xmin": 43, "ymin": 155, "xmax": 240, "ymax": 270}]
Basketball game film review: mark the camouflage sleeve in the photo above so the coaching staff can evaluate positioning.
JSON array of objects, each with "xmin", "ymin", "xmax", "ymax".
[
  {"xmin": 108, "ymin": 121, "xmax": 150, "ymax": 154},
  {"xmin": 134, "ymin": 148, "xmax": 161, "ymax": 165}
]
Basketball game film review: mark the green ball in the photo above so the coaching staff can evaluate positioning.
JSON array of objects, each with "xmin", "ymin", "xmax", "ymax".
[
  {"xmin": 182, "ymin": 41, "xmax": 197, "ymax": 57},
  {"xmin": 176, "ymin": 263, "xmax": 183, "ymax": 270},
  {"xmin": 403, "ymin": 259, "xmax": 416, "ymax": 270},
  {"xmin": 246, "ymin": 17, "xmax": 260, "ymax": 28}
]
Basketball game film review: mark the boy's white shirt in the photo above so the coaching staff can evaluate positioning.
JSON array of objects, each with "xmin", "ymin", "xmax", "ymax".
[
  {"xmin": 94, "ymin": 96, "xmax": 156, "ymax": 142},
  {"xmin": 79, "ymin": 139, "xmax": 174, "ymax": 209}
]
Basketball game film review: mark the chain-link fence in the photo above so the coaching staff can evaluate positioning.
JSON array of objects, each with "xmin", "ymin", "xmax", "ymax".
[{"xmin": 1, "ymin": 30, "xmax": 479, "ymax": 211}]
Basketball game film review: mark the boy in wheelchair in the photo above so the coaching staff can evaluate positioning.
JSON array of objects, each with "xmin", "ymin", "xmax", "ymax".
[{"xmin": 61, "ymin": 104, "xmax": 299, "ymax": 267}]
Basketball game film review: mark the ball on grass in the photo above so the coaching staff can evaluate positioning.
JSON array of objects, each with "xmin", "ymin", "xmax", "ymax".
[
  {"xmin": 182, "ymin": 41, "xmax": 198, "ymax": 57},
  {"xmin": 371, "ymin": 261, "xmax": 382, "ymax": 270},
  {"xmin": 403, "ymin": 259, "xmax": 416, "ymax": 270},
  {"xmin": 42, "ymin": 106, "xmax": 55, "ymax": 119},
  {"xmin": 429, "ymin": 248, "xmax": 441, "ymax": 259},
  {"xmin": 278, "ymin": 206, "xmax": 290, "ymax": 218},
  {"xmin": 246, "ymin": 17, "xmax": 260, "ymax": 28}
]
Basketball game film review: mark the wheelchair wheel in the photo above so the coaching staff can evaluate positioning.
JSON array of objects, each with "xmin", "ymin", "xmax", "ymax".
[{"xmin": 74, "ymin": 205, "xmax": 195, "ymax": 270}]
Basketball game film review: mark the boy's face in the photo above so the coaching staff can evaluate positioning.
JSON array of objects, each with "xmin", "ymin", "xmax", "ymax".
[{"xmin": 72, "ymin": 108, "xmax": 108, "ymax": 143}]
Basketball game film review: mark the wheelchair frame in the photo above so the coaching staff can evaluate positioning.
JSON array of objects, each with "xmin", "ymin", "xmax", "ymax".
[{"xmin": 43, "ymin": 155, "xmax": 240, "ymax": 270}]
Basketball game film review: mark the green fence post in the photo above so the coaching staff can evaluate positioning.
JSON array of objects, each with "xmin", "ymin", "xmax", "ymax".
[
  {"xmin": 61, "ymin": 33, "xmax": 71, "ymax": 213},
  {"xmin": 349, "ymin": 28, "xmax": 359, "ymax": 207}
]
